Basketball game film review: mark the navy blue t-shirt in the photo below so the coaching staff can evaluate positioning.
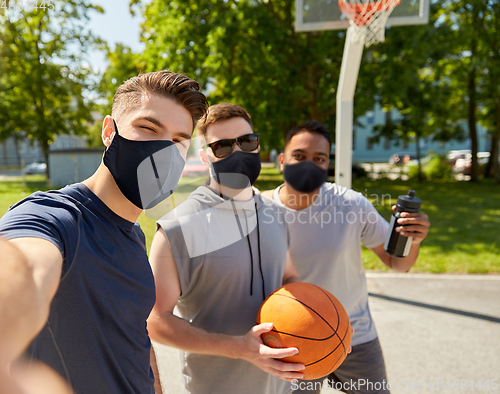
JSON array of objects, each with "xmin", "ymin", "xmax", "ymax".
[{"xmin": 0, "ymin": 183, "xmax": 155, "ymax": 394}]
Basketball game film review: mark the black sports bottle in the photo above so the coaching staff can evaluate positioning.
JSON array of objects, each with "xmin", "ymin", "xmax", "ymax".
[{"xmin": 384, "ymin": 190, "xmax": 422, "ymax": 258}]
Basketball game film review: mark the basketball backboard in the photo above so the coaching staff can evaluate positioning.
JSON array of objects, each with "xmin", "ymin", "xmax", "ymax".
[{"xmin": 295, "ymin": 0, "xmax": 429, "ymax": 32}]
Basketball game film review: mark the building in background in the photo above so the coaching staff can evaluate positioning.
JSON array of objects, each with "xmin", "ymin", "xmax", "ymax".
[
  {"xmin": 49, "ymin": 148, "xmax": 104, "ymax": 187},
  {"xmin": 351, "ymin": 103, "xmax": 490, "ymax": 163},
  {"xmin": 0, "ymin": 111, "xmax": 103, "ymax": 170},
  {"xmin": 0, "ymin": 106, "xmax": 494, "ymax": 168},
  {"xmin": 0, "ymin": 134, "xmax": 88, "ymax": 167}
]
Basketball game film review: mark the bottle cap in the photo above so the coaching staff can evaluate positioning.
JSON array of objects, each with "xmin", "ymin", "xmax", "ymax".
[{"xmin": 396, "ymin": 190, "xmax": 422, "ymax": 212}]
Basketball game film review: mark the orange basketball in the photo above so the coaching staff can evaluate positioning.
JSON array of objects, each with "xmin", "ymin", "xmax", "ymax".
[{"xmin": 256, "ymin": 282, "xmax": 352, "ymax": 380}]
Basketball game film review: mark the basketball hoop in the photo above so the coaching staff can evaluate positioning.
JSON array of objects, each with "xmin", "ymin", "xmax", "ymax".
[{"xmin": 339, "ymin": 0, "xmax": 401, "ymax": 47}]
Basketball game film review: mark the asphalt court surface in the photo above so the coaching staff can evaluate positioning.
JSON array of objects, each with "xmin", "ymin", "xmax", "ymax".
[{"xmin": 153, "ymin": 273, "xmax": 500, "ymax": 394}]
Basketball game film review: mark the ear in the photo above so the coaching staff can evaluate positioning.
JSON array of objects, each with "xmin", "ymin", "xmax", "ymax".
[
  {"xmin": 102, "ymin": 115, "xmax": 116, "ymax": 148},
  {"xmin": 278, "ymin": 152, "xmax": 285, "ymax": 173},
  {"xmin": 199, "ymin": 148, "xmax": 211, "ymax": 168}
]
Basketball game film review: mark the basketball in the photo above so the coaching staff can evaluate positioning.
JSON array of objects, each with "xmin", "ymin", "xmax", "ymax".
[{"xmin": 256, "ymin": 282, "xmax": 352, "ymax": 380}]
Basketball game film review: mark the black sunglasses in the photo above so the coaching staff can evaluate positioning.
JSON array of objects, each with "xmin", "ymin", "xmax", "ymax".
[{"xmin": 206, "ymin": 133, "xmax": 260, "ymax": 159}]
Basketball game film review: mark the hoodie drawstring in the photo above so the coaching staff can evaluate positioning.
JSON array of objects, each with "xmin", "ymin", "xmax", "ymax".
[
  {"xmin": 227, "ymin": 193, "xmax": 265, "ymax": 301},
  {"xmin": 242, "ymin": 197, "xmax": 264, "ymax": 301}
]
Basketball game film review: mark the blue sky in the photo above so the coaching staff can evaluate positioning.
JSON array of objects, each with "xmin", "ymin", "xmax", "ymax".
[{"xmin": 86, "ymin": 0, "xmax": 144, "ymax": 72}]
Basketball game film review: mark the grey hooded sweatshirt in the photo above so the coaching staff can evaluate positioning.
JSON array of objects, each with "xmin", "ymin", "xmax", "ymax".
[{"xmin": 157, "ymin": 186, "xmax": 290, "ymax": 394}]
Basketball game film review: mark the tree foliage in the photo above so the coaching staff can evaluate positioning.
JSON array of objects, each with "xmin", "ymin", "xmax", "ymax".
[
  {"xmin": 469, "ymin": 0, "xmax": 500, "ymax": 181},
  {"xmin": 104, "ymin": 0, "xmax": 499, "ymax": 184},
  {"xmin": 0, "ymin": 1, "xmax": 103, "ymax": 177},
  {"xmin": 362, "ymin": 1, "xmax": 464, "ymax": 181},
  {"xmin": 133, "ymin": 0, "xmax": 380, "ymax": 151},
  {"xmin": 97, "ymin": 43, "xmax": 146, "ymax": 117},
  {"xmin": 432, "ymin": 0, "xmax": 500, "ymax": 182},
  {"xmin": 362, "ymin": 0, "xmax": 500, "ymax": 182}
]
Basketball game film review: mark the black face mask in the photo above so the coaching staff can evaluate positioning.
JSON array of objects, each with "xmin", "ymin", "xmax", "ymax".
[
  {"xmin": 211, "ymin": 151, "xmax": 261, "ymax": 190},
  {"xmin": 103, "ymin": 122, "xmax": 185, "ymax": 209},
  {"xmin": 283, "ymin": 161, "xmax": 327, "ymax": 193}
]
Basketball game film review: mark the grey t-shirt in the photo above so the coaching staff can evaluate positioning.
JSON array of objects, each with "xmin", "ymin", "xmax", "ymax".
[
  {"xmin": 272, "ymin": 182, "xmax": 390, "ymax": 346},
  {"xmin": 157, "ymin": 186, "xmax": 290, "ymax": 394}
]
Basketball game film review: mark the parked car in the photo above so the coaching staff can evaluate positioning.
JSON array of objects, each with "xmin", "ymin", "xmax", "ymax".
[
  {"xmin": 181, "ymin": 157, "xmax": 209, "ymax": 177},
  {"xmin": 389, "ymin": 153, "xmax": 415, "ymax": 165},
  {"xmin": 406, "ymin": 155, "xmax": 432, "ymax": 167},
  {"xmin": 446, "ymin": 149, "xmax": 470, "ymax": 166},
  {"xmin": 24, "ymin": 162, "xmax": 47, "ymax": 175},
  {"xmin": 454, "ymin": 152, "xmax": 490, "ymax": 175}
]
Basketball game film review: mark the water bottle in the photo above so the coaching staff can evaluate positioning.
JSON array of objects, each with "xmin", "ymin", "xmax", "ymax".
[{"xmin": 384, "ymin": 190, "xmax": 422, "ymax": 258}]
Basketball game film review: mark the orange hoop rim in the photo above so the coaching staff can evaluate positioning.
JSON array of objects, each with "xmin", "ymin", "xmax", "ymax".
[{"xmin": 338, "ymin": 0, "xmax": 401, "ymax": 20}]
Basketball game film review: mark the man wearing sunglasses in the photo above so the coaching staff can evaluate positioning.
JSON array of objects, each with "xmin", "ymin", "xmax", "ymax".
[{"xmin": 147, "ymin": 103, "xmax": 304, "ymax": 394}]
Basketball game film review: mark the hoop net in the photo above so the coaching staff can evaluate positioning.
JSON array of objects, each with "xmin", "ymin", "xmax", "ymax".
[{"xmin": 339, "ymin": 0, "xmax": 401, "ymax": 47}]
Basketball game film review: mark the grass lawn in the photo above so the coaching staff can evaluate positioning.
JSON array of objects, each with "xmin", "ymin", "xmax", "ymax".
[
  {"xmin": 0, "ymin": 175, "xmax": 49, "ymax": 215},
  {"xmin": 353, "ymin": 177, "xmax": 500, "ymax": 273},
  {"xmin": 1, "ymin": 169, "xmax": 499, "ymax": 273}
]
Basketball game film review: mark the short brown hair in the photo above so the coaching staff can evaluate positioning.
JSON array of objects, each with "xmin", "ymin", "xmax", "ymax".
[
  {"xmin": 196, "ymin": 102, "xmax": 253, "ymax": 137},
  {"xmin": 112, "ymin": 71, "xmax": 208, "ymax": 129}
]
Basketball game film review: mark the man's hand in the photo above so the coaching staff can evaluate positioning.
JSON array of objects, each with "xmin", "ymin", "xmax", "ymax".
[
  {"xmin": 371, "ymin": 208, "xmax": 430, "ymax": 272},
  {"xmin": 237, "ymin": 323, "xmax": 305, "ymax": 382},
  {"xmin": 391, "ymin": 205, "xmax": 430, "ymax": 244}
]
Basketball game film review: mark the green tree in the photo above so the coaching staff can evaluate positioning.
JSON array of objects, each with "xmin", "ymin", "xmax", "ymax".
[
  {"xmin": 86, "ymin": 120, "xmax": 104, "ymax": 148},
  {"xmin": 89, "ymin": 43, "xmax": 145, "ymax": 149},
  {"xmin": 97, "ymin": 43, "xmax": 146, "ymax": 117},
  {"xmin": 364, "ymin": 1, "xmax": 464, "ymax": 182},
  {"xmin": 433, "ymin": 0, "xmax": 500, "ymax": 182},
  {"xmin": 132, "ymin": 0, "xmax": 376, "ymax": 151},
  {"xmin": 439, "ymin": 1, "xmax": 480, "ymax": 182},
  {"xmin": 472, "ymin": 1, "xmax": 500, "ymax": 182},
  {"xmin": 0, "ymin": 1, "xmax": 103, "ymax": 178}
]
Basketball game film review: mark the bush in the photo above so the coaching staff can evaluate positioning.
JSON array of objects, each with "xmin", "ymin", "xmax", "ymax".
[
  {"xmin": 425, "ymin": 151, "xmax": 453, "ymax": 179},
  {"xmin": 407, "ymin": 151, "xmax": 453, "ymax": 180},
  {"xmin": 407, "ymin": 162, "xmax": 419, "ymax": 179}
]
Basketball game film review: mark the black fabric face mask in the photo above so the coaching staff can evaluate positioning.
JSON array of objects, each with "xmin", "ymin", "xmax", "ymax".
[
  {"xmin": 211, "ymin": 151, "xmax": 261, "ymax": 190},
  {"xmin": 103, "ymin": 122, "xmax": 185, "ymax": 209},
  {"xmin": 283, "ymin": 161, "xmax": 327, "ymax": 193}
]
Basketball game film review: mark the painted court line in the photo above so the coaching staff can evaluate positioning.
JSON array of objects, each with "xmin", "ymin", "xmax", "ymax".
[
  {"xmin": 366, "ymin": 272, "xmax": 500, "ymax": 280},
  {"xmin": 368, "ymin": 292, "xmax": 500, "ymax": 323}
]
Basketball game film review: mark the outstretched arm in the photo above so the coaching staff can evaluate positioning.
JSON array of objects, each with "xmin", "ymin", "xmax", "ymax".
[
  {"xmin": 0, "ymin": 236, "xmax": 63, "ymax": 393},
  {"xmin": 0, "ymin": 237, "xmax": 62, "ymax": 366},
  {"xmin": 147, "ymin": 228, "xmax": 305, "ymax": 382}
]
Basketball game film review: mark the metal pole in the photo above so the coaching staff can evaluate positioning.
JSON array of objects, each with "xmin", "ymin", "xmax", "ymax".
[
  {"xmin": 21, "ymin": 158, "xmax": 26, "ymax": 194},
  {"xmin": 335, "ymin": 27, "xmax": 365, "ymax": 189}
]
